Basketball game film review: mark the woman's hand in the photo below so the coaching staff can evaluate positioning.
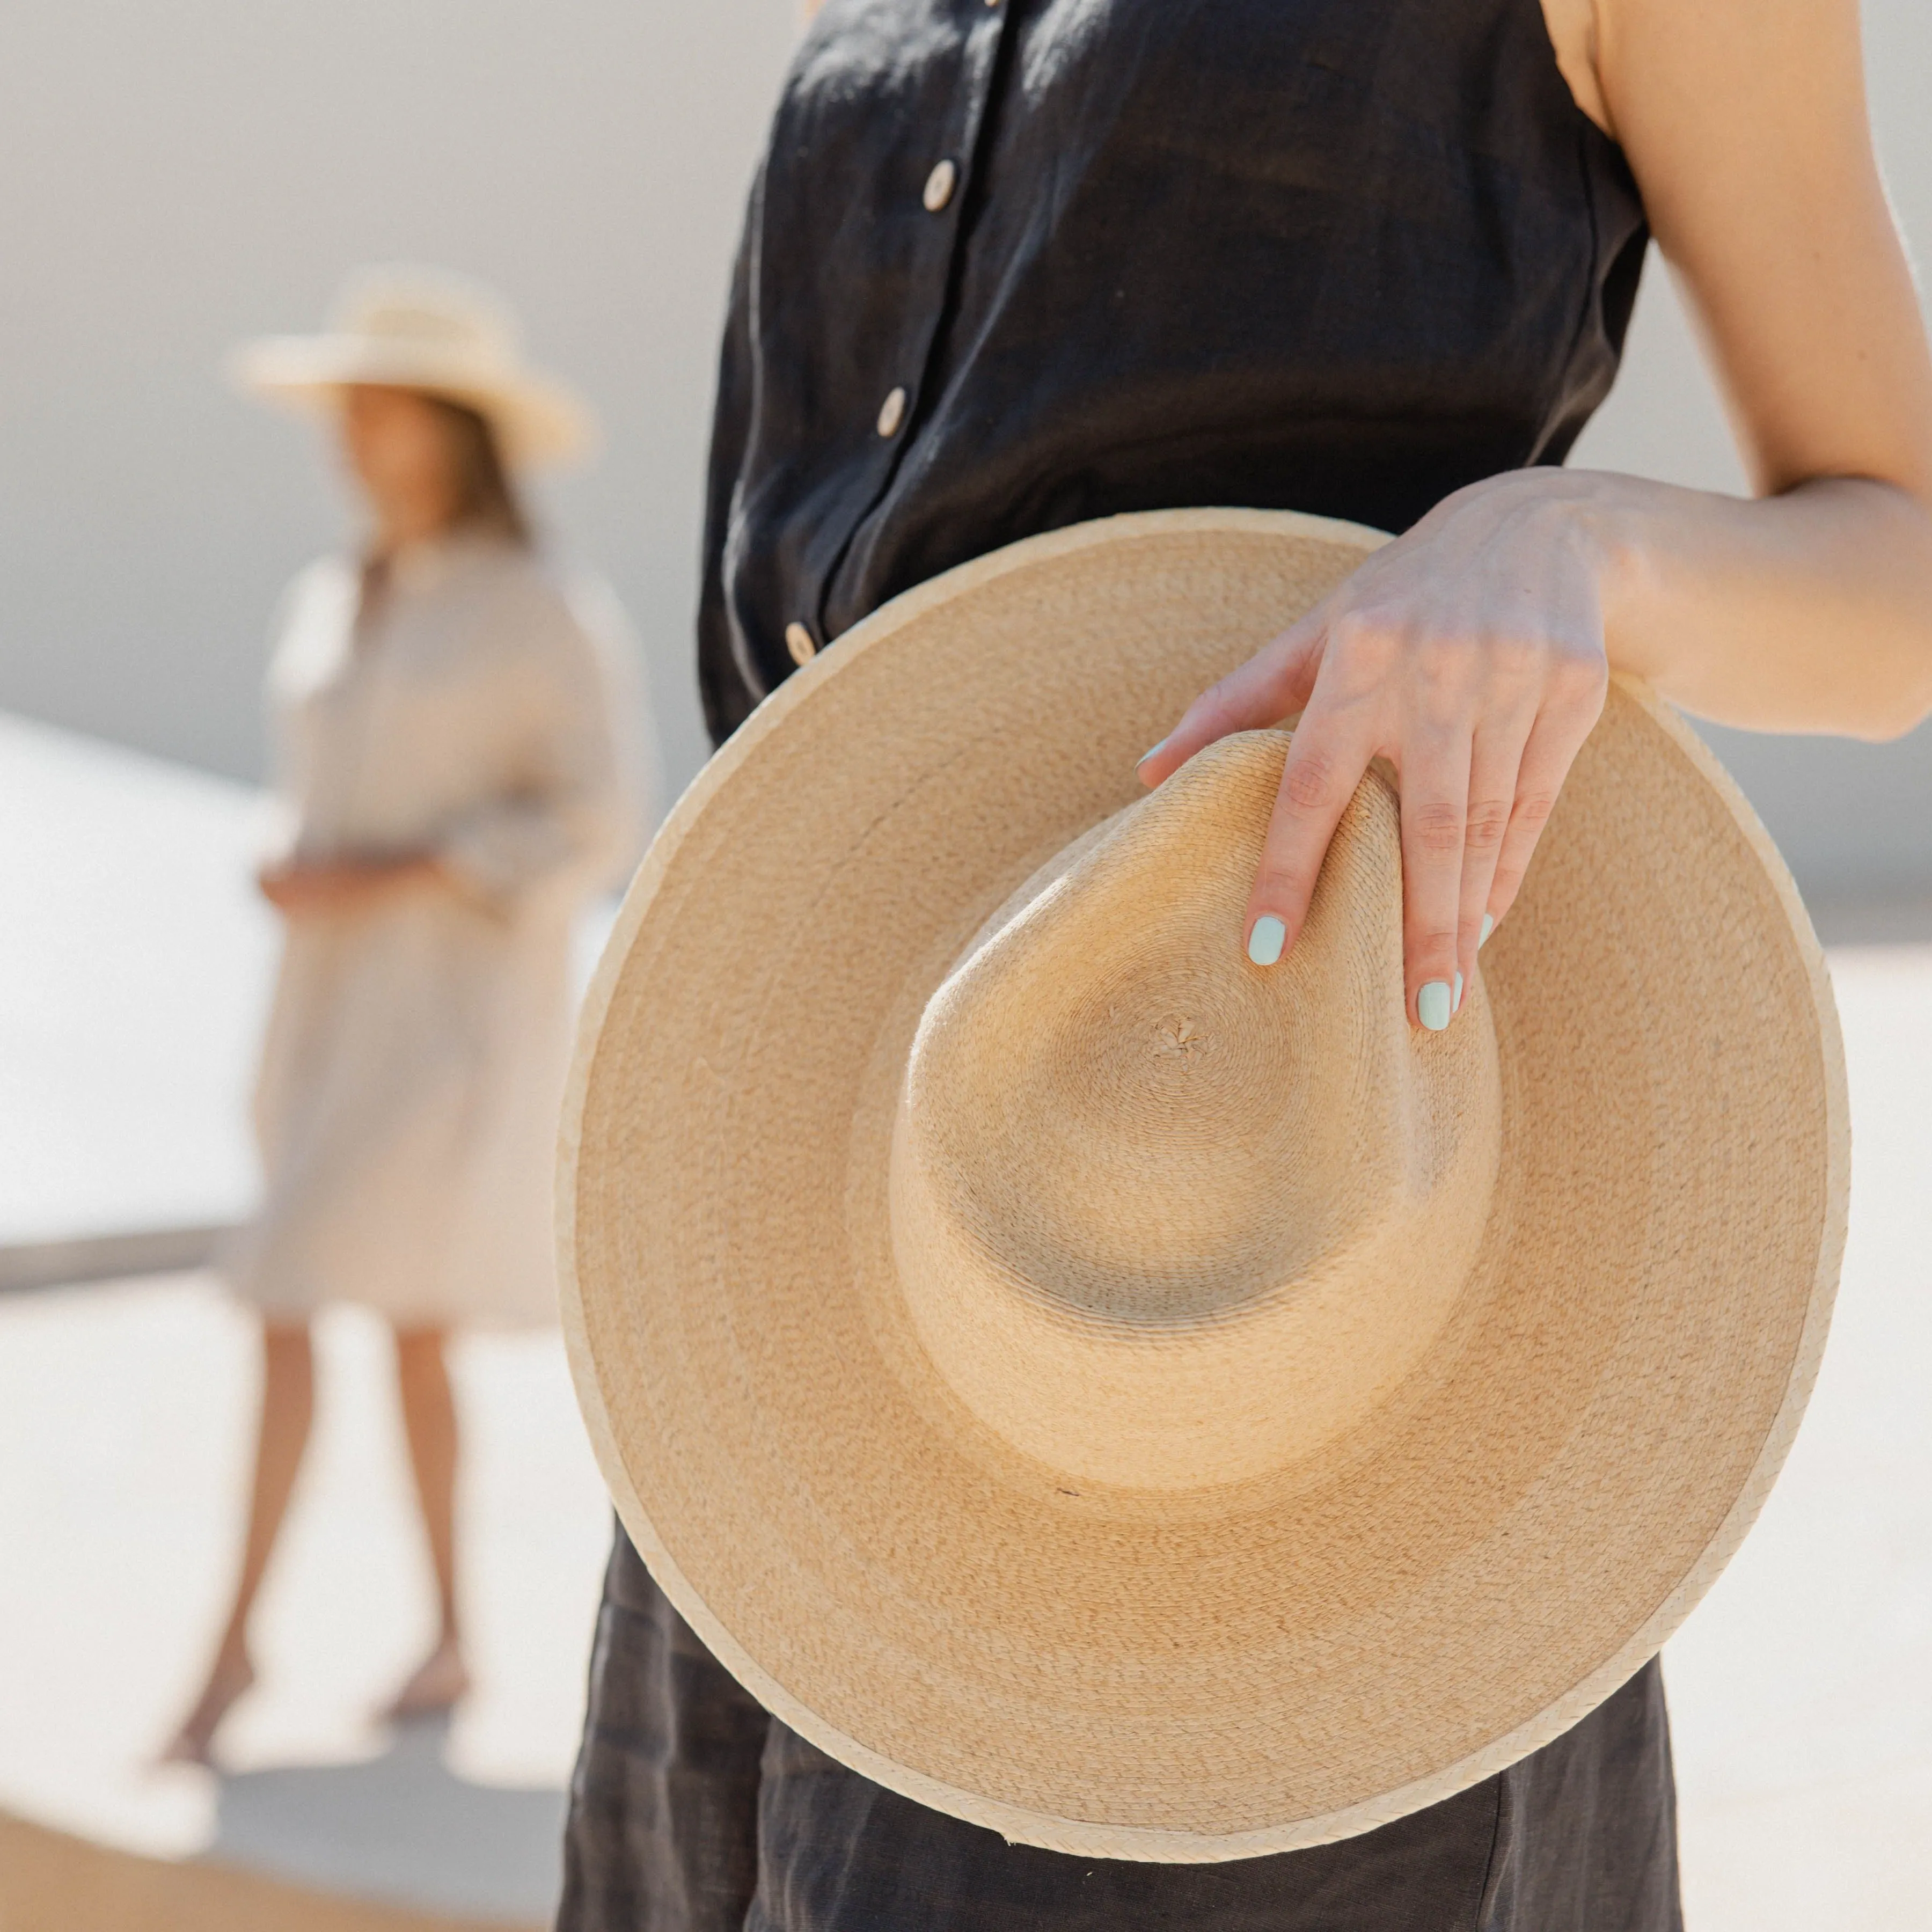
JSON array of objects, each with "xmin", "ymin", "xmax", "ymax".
[
  {"xmin": 1136, "ymin": 472, "xmax": 1612, "ymax": 1028},
  {"xmin": 258, "ymin": 855, "xmax": 444, "ymax": 917}
]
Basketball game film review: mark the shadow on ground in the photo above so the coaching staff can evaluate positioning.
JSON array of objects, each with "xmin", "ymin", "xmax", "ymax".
[{"xmin": 208, "ymin": 1716, "xmax": 564, "ymax": 1925}]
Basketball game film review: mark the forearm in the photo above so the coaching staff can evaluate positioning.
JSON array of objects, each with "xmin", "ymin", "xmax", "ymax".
[
  {"xmin": 1578, "ymin": 468, "xmax": 1932, "ymax": 743},
  {"xmin": 258, "ymin": 852, "xmax": 444, "ymax": 913}
]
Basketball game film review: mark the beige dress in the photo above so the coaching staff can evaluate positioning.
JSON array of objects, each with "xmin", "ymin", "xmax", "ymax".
[{"xmin": 224, "ymin": 532, "xmax": 646, "ymax": 1326}]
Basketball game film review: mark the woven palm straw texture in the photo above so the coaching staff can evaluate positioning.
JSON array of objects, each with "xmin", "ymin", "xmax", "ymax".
[{"xmin": 559, "ymin": 510, "xmax": 1848, "ymax": 1861}]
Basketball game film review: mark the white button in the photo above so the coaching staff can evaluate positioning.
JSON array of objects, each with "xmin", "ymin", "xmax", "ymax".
[
  {"xmin": 784, "ymin": 621, "xmax": 816, "ymax": 666},
  {"xmin": 876, "ymin": 386, "xmax": 908, "ymax": 437},
  {"xmin": 923, "ymin": 158, "xmax": 957, "ymax": 213}
]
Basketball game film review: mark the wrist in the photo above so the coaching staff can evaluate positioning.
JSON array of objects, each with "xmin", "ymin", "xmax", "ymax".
[
  {"xmin": 1476, "ymin": 467, "xmax": 1659, "ymax": 679},
  {"xmin": 1567, "ymin": 475, "xmax": 1656, "ymax": 679},
  {"xmin": 1517, "ymin": 470, "xmax": 1670, "ymax": 683}
]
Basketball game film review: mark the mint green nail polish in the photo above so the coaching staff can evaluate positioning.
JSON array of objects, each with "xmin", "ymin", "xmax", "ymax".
[
  {"xmin": 1248, "ymin": 915, "xmax": 1286, "ymax": 966},
  {"xmin": 1137, "ymin": 737, "xmax": 1167, "ymax": 765},
  {"xmin": 1479, "ymin": 912, "xmax": 1495, "ymax": 948},
  {"xmin": 1418, "ymin": 980, "xmax": 1452, "ymax": 1031},
  {"xmin": 1453, "ymin": 971, "xmax": 1464, "ymax": 1013}
]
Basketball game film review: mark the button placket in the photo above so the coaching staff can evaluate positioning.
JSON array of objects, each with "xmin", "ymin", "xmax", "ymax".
[{"xmin": 811, "ymin": 0, "xmax": 1016, "ymax": 649}]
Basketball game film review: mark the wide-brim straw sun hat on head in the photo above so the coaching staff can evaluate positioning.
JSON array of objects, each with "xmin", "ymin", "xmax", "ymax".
[
  {"xmin": 560, "ymin": 509, "xmax": 1848, "ymax": 1861},
  {"xmin": 232, "ymin": 265, "xmax": 594, "ymax": 467}
]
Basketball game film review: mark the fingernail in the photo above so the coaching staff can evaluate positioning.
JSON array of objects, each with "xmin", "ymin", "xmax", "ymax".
[
  {"xmin": 1479, "ymin": 913, "xmax": 1495, "ymax": 949},
  {"xmin": 1247, "ymin": 915, "xmax": 1286, "ymax": 966},
  {"xmin": 1137, "ymin": 737, "xmax": 1167, "ymax": 766},
  {"xmin": 1418, "ymin": 980, "xmax": 1452, "ymax": 1031},
  {"xmin": 1453, "ymin": 971, "xmax": 1464, "ymax": 1014}
]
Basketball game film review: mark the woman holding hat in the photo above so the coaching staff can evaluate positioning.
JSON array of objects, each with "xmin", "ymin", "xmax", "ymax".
[
  {"xmin": 163, "ymin": 269, "xmax": 646, "ymax": 1765},
  {"xmin": 559, "ymin": 0, "xmax": 1931, "ymax": 1926}
]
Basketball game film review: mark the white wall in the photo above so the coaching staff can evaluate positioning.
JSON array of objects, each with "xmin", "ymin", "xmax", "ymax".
[{"xmin": 4, "ymin": 1, "xmax": 1932, "ymax": 910}]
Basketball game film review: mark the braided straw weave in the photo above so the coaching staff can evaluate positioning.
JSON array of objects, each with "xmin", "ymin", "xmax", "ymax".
[{"xmin": 559, "ymin": 509, "xmax": 1848, "ymax": 1860}]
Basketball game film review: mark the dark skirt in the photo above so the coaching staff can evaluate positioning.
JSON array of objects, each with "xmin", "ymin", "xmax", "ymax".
[{"xmin": 558, "ymin": 1526, "xmax": 1682, "ymax": 1932}]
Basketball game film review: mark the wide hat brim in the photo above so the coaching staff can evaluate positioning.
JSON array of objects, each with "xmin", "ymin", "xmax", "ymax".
[
  {"xmin": 560, "ymin": 509, "xmax": 1848, "ymax": 1860},
  {"xmin": 232, "ymin": 335, "xmax": 594, "ymax": 467}
]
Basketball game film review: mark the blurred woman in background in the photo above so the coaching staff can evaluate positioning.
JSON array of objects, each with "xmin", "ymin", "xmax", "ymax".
[{"xmin": 163, "ymin": 269, "xmax": 646, "ymax": 1765}]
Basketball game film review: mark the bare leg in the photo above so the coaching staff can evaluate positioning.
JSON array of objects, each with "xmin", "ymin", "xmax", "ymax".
[
  {"xmin": 384, "ymin": 1324, "xmax": 470, "ymax": 1718},
  {"xmin": 161, "ymin": 1319, "xmax": 314, "ymax": 1764}
]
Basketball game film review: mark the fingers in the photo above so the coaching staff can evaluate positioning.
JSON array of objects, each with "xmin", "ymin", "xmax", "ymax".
[
  {"xmin": 1237, "ymin": 682, "xmax": 1582, "ymax": 1033},
  {"xmin": 1241, "ymin": 700, "xmax": 1376, "ymax": 971},
  {"xmin": 1482, "ymin": 706, "xmax": 1593, "ymax": 933},
  {"xmin": 1454, "ymin": 722, "xmax": 1533, "ymax": 990},
  {"xmin": 1137, "ymin": 610, "xmax": 1326, "ymax": 787},
  {"xmin": 1393, "ymin": 726, "xmax": 1473, "ymax": 1031},
  {"xmin": 1145, "ymin": 571, "xmax": 1605, "ymax": 1034}
]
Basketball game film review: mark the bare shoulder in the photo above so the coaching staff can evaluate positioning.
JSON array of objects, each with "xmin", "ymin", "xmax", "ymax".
[
  {"xmin": 1546, "ymin": 0, "xmax": 1871, "ymax": 155},
  {"xmin": 1586, "ymin": 0, "xmax": 1868, "ymax": 168}
]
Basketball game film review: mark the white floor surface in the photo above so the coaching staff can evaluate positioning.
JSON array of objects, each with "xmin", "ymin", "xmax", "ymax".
[
  {"xmin": 0, "ymin": 711, "xmax": 273, "ymax": 1248},
  {"xmin": 1663, "ymin": 945, "xmax": 1932, "ymax": 1929},
  {"xmin": 0, "ymin": 1285, "xmax": 612, "ymax": 1922}
]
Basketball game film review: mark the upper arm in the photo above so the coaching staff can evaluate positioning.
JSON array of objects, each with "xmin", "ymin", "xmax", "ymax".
[{"xmin": 1586, "ymin": 0, "xmax": 1932, "ymax": 501}]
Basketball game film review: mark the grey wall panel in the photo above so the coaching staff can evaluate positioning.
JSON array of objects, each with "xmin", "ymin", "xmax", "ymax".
[{"xmin": 0, "ymin": 0, "xmax": 799, "ymax": 798}]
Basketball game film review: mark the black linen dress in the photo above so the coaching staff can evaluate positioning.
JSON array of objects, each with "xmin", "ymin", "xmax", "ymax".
[{"xmin": 562, "ymin": 1, "xmax": 1680, "ymax": 1926}]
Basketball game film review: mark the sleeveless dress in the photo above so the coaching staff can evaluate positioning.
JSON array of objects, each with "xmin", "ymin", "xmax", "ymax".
[{"xmin": 564, "ymin": 1, "xmax": 1676, "ymax": 1925}]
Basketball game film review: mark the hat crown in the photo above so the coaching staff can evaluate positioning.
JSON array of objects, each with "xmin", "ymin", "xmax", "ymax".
[
  {"xmin": 330, "ymin": 270, "xmax": 518, "ymax": 368},
  {"xmin": 236, "ymin": 264, "xmax": 593, "ymax": 466},
  {"xmin": 890, "ymin": 732, "xmax": 1503, "ymax": 1489}
]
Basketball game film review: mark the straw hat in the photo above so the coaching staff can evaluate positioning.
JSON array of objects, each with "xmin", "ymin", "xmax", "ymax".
[
  {"xmin": 560, "ymin": 509, "xmax": 1847, "ymax": 1861},
  {"xmin": 233, "ymin": 266, "xmax": 594, "ymax": 467}
]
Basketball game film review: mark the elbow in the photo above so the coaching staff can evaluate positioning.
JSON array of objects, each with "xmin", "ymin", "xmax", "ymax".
[
  {"xmin": 1865, "ymin": 494, "xmax": 1932, "ymax": 739},
  {"xmin": 1861, "ymin": 693, "xmax": 1932, "ymax": 743},
  {"xmin": 1839, "ymin": 496, "xmax": 1932, "ymax": 740},
  {"xmin": 1846, "ymin": 663, "xmax": 1932, "ymax": 743},
  {"xmin": 1856, "ymin": 624, "xmax": 1932, "ymax": 741}
]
